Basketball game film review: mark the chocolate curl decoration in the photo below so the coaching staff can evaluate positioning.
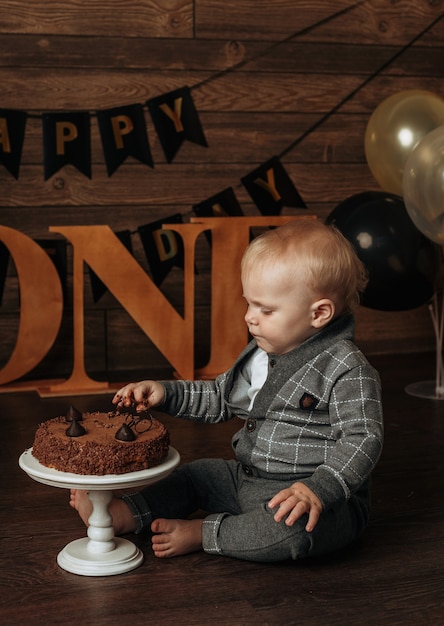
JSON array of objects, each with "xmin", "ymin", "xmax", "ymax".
[
  {"xmin": 131, "ymin": 412, "xmax": 153, "ymax": 433},
  {"xmin": 115, "ymin": 412, "xmax": 153, "ymax": 440},
  {"xmin": 126, "ymin": 412, "xmax": 153, "ymax": 431}
]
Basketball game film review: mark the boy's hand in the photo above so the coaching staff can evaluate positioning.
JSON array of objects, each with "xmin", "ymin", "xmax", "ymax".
[
  {"xmin": 112, "ymin": 380, "xmax": 165, "ymax": 412},
  {"xmin": 268, "ymin": 482, "xmax": 323, "ymax": 532}
]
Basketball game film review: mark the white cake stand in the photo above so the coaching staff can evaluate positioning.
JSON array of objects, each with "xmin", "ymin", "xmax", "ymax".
[{"xmin": 19, "ymin": 447, "xmax": 180, "ymax": 576}]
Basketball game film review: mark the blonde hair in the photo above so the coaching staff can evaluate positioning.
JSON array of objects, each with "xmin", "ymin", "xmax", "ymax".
[{"xmin": 241, "ymin": 218, "xmax": 368, "ymax": 314}]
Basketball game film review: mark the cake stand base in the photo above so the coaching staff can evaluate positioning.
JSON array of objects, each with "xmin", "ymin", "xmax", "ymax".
[
  {"xmin": 19, "ymin": 447, "xmax": 180, "ymax": 576},
  {"xmin": 57, "ymin": 537, "xmax": 143, "ymax": 576},
  {"xmin": 405, "ymin": 380, "xmax": 444, "ymax": 400}
]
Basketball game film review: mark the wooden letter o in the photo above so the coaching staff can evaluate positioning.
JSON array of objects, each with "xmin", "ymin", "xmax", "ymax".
[{"xmin": 0, "ymin": 226, "xmax": 63, "ymax": 384}]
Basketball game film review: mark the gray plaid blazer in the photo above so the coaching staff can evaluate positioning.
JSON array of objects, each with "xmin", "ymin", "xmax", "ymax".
[{"xmin": 161, "ymin": 315, "xmax": 383, "ymax": 511}]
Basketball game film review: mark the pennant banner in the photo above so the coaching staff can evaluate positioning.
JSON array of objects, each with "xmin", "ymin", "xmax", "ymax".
[
  {"xmin": 0, "ymin": 5, "xmax": 376, "ymax": 181},
  {"xmin": 138, "ymin": 214, "xmax": 185, "ymax": 286},
  {"xmin": 241, "ymin": 156, "xmax": 307, "ymax": 215},
  {"xmin": 147, "ymin": 86, "xmax": 208, "ymax": 163},
  {"xmin": 0, "ymin": 88, "xmax": 206, "ymax": 179},
  {"xmin": 0, "ymin": 109, "xmax": 27, "ymax": 179},
  {"xmin": 193, "ymin": 187, "xmax": 244, "ymax": 218},
  {"xmin": 97, "ymin": 104, "xmax": 154, "ymax": 176},
  {"xmin": 42, "ymin": 111, "xmax": 92, "ymax": 180},
  {"xmin": 193, "ymin": 187, "xmax": 245, "ymax": 245},
  {"xmin": 0, "ymin": 92, "xmax": 308, "ymax": 223}
]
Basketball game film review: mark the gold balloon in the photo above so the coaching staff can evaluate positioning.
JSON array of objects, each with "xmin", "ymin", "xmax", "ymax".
[
  {"xmin": 403, "ymin": 125, "xmax": 444, "ymax": 245},
  {"xmin": 365, "ymin": 90, "xmax": 444, "ymax": 195}
]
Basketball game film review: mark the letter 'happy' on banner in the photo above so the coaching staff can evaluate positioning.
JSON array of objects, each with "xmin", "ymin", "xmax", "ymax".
[
  {"xmin": 0, "ymin": 109, "xmax": 27, "ymax": 179},
  {"xmin": 137, "ymin": 214, "xmax": 185, "ymax": 286},
  {"xmin": 97, "ymin": 104, "xmax": 154, "ymax": 176},
  {"xmin": 42, "ymin": 112, "xmax": 91, "ymax": 180},
  {"xmin": 241, "ymin": 156, "xmax": 307, "ymax": 215},
  {"xmin": 147, "ymin": 87, "xmax": 208, "ymax": 163}
]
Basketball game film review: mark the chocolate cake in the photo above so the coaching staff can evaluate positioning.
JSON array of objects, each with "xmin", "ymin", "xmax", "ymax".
[{"xmin": 32, "ymin": 406, "xmax": 170, "ymax": 475}]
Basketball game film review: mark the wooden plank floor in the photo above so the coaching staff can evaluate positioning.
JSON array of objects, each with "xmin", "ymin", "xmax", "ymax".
[{"xmin": 0, "ymin": 352, "xmax": 443, "ymax": 625}]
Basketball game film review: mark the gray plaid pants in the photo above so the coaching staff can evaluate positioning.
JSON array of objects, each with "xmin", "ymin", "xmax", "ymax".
[{"xmin": 122, "ymin": 458, "xmax": 369, "ymax": 562}]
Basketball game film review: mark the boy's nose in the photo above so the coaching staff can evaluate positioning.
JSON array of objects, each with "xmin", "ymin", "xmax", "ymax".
[{"xmin": 245, "ymin": 310, "xmax": 257, "ymax": 325}]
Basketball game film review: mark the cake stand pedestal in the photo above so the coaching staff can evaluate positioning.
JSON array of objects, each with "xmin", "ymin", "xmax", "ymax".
[{"xmin": 19, "ymin": 447, "xmax": 180, "ymax": 576}]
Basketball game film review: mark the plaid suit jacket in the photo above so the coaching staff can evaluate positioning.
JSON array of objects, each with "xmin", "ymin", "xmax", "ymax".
[{"xmin": 161, "ymin": 315, "xmax": 383, "ymax": 511}]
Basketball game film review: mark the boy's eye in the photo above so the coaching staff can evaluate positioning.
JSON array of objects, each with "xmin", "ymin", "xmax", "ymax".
[{"xmin": 261, "ymin": 309, "xmax": 273, "ymax": 315}]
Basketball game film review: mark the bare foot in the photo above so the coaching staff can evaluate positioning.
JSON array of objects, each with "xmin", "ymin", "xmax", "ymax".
[
  {"xmin": 69, "ymin": 489, "xmax": 92, "ymax": 526},
  {"xmin": 151, "ymin": 518, "xmax": 203, "ymax": 558},
  {"xmin": 69, "ymin": 489, "xmax": 136, "ymax": 535}
]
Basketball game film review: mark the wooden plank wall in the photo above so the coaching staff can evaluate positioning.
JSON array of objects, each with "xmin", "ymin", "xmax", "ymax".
[{"xmin": 0, "ymin": 0, "xmax": 443, "ymax": 382}]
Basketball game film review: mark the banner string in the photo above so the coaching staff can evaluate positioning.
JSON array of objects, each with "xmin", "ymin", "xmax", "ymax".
[
  {"xmin": 2, "ymin": 2, "xmax": 444, "ymax": 305},
  {"xmin": 278, "ymin": 9, "xmax": 444, "ymax": 159},
  {"xmin": 23, "ymin": 2, "xmax": 443, "ymax": 172},
  {"xmin": 7, "ymin": 2, "xmax": 444, "ymax": 191},
  {"xmin": 94, "ymin": 4, "xmax": 444, "ymax": 232},
  {"xmin": 191, "ymin": 1, "xmax": 368, "ymax": 91},
  {"xmin": 26, "ymin": 1, "xmax": 367, "ymax": 119}
]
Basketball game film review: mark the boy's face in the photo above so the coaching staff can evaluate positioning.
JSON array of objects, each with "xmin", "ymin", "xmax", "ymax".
[{"xmin": 242, "ymin": 262, "xmax": 318, "ymax": 355}]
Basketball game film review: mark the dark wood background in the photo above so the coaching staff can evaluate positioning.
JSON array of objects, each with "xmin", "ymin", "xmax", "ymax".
[{"xmin": 0, "ymin": 0, "xmax": 443, "ymax": 382}]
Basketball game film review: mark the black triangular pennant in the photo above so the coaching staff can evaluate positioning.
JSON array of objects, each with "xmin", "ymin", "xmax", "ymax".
[
  {"xmin": 97, "ymin": 104, "xmax": 154, "ymax": 176},
  {"xmin": 241, "ymin": 156, "xmax": 306, "ymax": 215},
  {"xmin": 87, "ymin": 230, "xmax": 134, "ymax": 303},
  {"xmin": 193, "ymin": 187, "xmax": 245, "ymax": 245},
  {"xmin": 137, "ymin": 214, "xmax": 185, "ymax": 286},
  {"xmin": 193, "ymin": 187, "xmax": 244, "ymax": 218},
  {"xmin": 147, "ymin": 87, "xmax": 208, "ymax": 163},
  {"xmin": 0, "ymin": 109, "xmax": 27, "ymax": 179},
  {"xmin": 42, "ymin": 111, "xmax": 91, "ymax": 180}
]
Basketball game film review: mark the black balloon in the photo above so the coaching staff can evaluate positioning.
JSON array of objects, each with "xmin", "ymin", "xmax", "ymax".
[{"xmin": 326, "ymin": 191, "xmax": 442, "ymax": 311}]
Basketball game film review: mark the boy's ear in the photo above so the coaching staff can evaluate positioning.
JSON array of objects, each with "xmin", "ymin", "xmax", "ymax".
[{"xmin": 311, "ymin": 299, "xmax": 335, "ymax": 328}]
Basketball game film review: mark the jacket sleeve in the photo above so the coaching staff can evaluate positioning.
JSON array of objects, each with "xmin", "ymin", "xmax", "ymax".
[
  {"xmin": 300, "ymin": 363, "xmax": 384, "ymax": 510},
  {"xmin": 160, "ymin": 371, "xmax": 234, "ymax": 423}
]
